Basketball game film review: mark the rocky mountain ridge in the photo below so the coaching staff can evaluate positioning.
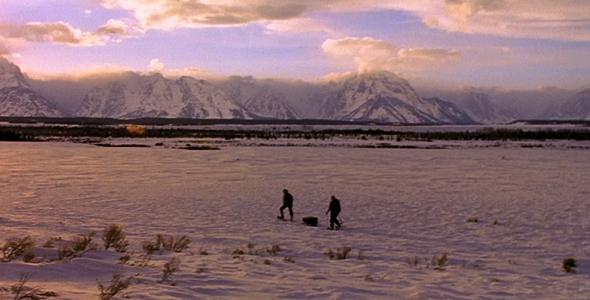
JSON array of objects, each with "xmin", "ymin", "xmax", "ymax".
[{"xmin": 0, "ymin": 57, "xmax": 64, "ymax": 117}]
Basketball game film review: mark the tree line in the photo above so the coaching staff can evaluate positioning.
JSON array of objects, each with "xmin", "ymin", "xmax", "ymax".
[{"xmin": 1, "ymin": 126, "xmax": 589, "ymax": 142}]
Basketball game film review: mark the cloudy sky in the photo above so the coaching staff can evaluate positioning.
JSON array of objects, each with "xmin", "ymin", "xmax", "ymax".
[{"xmin": 1, "ymin": 0, "xmax": 590, "ymax": 89}]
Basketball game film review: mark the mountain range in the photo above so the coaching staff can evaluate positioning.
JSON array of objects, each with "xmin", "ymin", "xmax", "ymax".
[
  {"xmin": 1, "ymin": 57, "xmax": 589, "ymax": 123},
  {"xmin": 557, "ymin": 89, "xmax": 590, "ymax": 120},
  {"xmin": 76, "ymin": 73, "xmax": 247, "ymax": 119},
  {"xmin": 0, "ymin": 58, "xmax": 64, "ymax": 117}
]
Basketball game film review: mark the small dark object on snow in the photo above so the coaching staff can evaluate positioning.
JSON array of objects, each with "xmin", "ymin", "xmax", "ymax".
[{"xmin": 302, "ymin": 216, "xmax": 318, "ymax": 227}]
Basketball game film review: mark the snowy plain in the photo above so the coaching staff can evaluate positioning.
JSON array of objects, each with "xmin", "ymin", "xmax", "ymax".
[{"xmin": 1, "ymin": 125, "xmax": 590, "ymax": 299}]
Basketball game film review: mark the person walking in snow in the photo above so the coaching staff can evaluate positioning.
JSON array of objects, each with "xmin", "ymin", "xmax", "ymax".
[
  {"xmin": 279, "ymin": 189, "xmax": 294, "ymax": 221},
  {"xmin": 326, "ymin": 195, "xmax": 341, "ymax": 230}
]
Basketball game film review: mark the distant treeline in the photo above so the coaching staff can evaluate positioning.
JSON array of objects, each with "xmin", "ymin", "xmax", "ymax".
[
  {"xmin": 1, "ymin": 125, "xmax": 590, "ymax": 142},
  {"xmin": 0, "ymin": 130, "xmax": 35, "ymax": 141}
]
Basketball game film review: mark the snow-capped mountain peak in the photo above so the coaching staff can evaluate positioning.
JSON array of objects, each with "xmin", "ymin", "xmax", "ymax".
[
  {"xmin": 0, "ymin": 57, "xmax": 65, "ymax": 117},
  {"xmin": 75, "ymin": 73, "xmax": 248, "ymax": 119},
  {"xmin": 318, "ymin": 71, "xmax": 473, "ymax": 124},
  {"xmin": 0, "ymin": 57, "xmax": 29, "ymax": 89},
  {"xmin": 558, "ymin": 88, "xmax": 590, "ymax": 120}
]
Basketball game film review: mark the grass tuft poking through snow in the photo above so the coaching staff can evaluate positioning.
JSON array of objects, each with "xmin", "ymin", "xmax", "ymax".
[
  {"xmin": 97, "ymin": 268, "xmax": 134, "ymax": 300},
  {"xmin": 102, "ymin": 224, "xmax": 128, "ymax": 252},
  {"xmin": 324, "ymin": 247, "xmax": 352, "ymax": 260},
  {"xmin": 1, "ymin": 236, "xmax": 34, "ymax": 262}
]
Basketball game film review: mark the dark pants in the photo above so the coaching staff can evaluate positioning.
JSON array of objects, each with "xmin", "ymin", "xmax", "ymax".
[
  {"xmin": 280, "ymin": 205, "xmax": 293, "ymax": 220},
  {"xmin": 330, "ymin": 212, "xmax": 341, "ymax": 229}
]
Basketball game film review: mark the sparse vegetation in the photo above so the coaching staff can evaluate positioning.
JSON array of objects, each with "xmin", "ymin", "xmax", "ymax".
[
  {"xmin": 324, "ymin": 247, "xmax": 352, "ymax": 260},
  {"xmin": 562, "ymin": 258, "xmax": 578, "ymax": 274},
  {"xmin": 142, "ymin": 234, "xmax": 192, "ymax": 255},
  {"xmin": 123, "ymin": 256, "xmax": 152, "ymax": 268},
  {"xmin": 2, "ymin": 236, "xmax": 34, "ymax": 262},
  {"xmin": 430, "ymin": 253, "xmax": 449, "ymax": 270},
  {"xmin": 232, "ymin": 248, "xmax": 246, "ymax": 258},
  {"xmin": 141, "ymin": 240, "xmax": 160, "ymax": 255},
  {"xmin": 57, "ymin": 232, "xmax": 98, "ymax": 260},
  {"xmin": 160, "ymin": 258, "xmax": 181, "ymax": 283},
  {"xmin": 102, "ymin": 224, "xmax": 128, "ymax": 252},
  {"xmin": 266, "ymin": 245, "xmax": 281, "ymax": 255},
  {"xmin": 42, "ymin": 237, "xmax": 62, "ymax": 248},
  {"xmin": 72, "ymin": 232, "xmax": 98, "ymax": 253},
  {"xmin": 407, "ymin": 254, "xmax": 450, "ymax": 270},
  {"xmin": 97, "ymin": 268, "xmax": 133, "ymax": 300},
  {"xmin": 8, "ymin": 273, "xmax": 58, "ymax": 299}
]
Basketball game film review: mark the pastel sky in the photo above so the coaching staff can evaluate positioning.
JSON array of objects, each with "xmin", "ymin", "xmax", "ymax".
[{"xmin": 1, "ymin": 0, "xmax": 590, "ymax": 89}]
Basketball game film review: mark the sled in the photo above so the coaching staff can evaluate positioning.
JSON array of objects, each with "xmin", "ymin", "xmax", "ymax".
[{"xmin": 302, "ymin": 216, "xmax": 318, "ymax": 227}]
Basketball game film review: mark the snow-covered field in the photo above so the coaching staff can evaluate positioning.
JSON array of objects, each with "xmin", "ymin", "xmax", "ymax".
[{"xmin": 1, "ymin": 138, "xmax": 590, "ymax": 299}]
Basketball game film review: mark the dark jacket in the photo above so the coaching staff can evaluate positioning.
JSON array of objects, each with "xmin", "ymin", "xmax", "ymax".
[
  {"xmin": 283, "ymin": 192, "xmax": 293, "ymax": 207},
  {"xmin": 327, "ymin": 198, "xmax": 341, "ymax": 214}
]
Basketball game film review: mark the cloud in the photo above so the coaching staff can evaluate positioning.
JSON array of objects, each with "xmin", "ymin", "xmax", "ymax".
[
  {"xmin": 0, "ymin": 18, "xmax": 144, "ymax": 51},
  {"xmin": 0, "ymin": 22, "xmax": 109, "ymax": 46},
  {"xmin": 99, "ymin": 0, "xmax": 590, "ymax": 41},
  {"xmin": 148, "ymin": 58, "xmax": 165, "ymax": 72},
  {"xmin": 265, "ymin": 19, "xmax": 333, "ymax": 35},
  {"xmin": 96, "ymin": 19, "xmax": 130, "ymax": 36},
  {"xmin": 413, "ymin": 0, "xmax": 590, "ymax": 41},
  {"xmin": 322, "ymin": 37, "xmax": 462, "ymax": 73},
  {"xmin": 0, "ymin": 41, "xmax": 10, "ymax": 56},
  {"xmin": 100, "ymin": 0, "xmax": 310, "ymax": 29}
]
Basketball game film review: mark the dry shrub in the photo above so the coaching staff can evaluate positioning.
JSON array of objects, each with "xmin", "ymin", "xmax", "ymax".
[
  {"xmin": 72, "ymin": 232, "xmax": 97, "ymax": 253},
  {"xmin": 142, "ymin": 234, "xmax": 191, "ymax": 255},
  {"xmin": 97, "ymin": 268, "xmax": 133, "ymax": 300},
  {"xmin": 161, "ymin": 258, "xmax": 181, "ymax": 283},
  {"xmin": 141, "ymin": 240, "xmax": 160, "ymax": 255},
  {"xmin": 267, "ymin": 245, "xmax": 281, "ymax": 255},
  {"xmin": 324, "ymin": 247, "xmax": 352, "ymax": 260},
  {"xmin": 10, "ymin": 273, "xmax": 58, "ymax": 299},
  {"xmin": 58, "ymin": 232, "xmax": 97, "ymax": 260},
  {"xmin": 42, "ymin": 237, "xmax": 62, "ymax": 248},
  {"xmin": 232, "ymin": 248, "xmax": 246, "ymax": 258},
  {"xmin": 430, "ymin": 253, "xmax": 449, "ymax": 270},
  {"xmin": 169, "ymin": 236, "xmax": 191, "ymax": 253},
  {"xmin": 2, "ymin": 236, "xmax": 34, "ymax": 262},
  {"xmin": 102, "ymin": 224, "xmax": 128, "ymax": 252}
]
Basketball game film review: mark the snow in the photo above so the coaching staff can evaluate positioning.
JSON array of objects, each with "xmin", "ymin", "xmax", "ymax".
[{"xmin": 1, "ymin": 133, "xmax": 590, "ymax": 299}]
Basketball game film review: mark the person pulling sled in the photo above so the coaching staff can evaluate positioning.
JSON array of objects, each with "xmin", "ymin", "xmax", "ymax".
[
  {"xmin": 278, "ymin": 189, "xmax": 294, "ymax": 221},
  {"xmin": 326, "ymin": 195, "xmax": 341, "ymax": 230}
]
